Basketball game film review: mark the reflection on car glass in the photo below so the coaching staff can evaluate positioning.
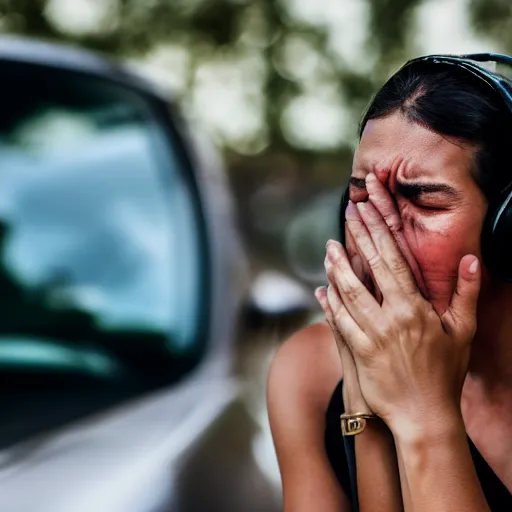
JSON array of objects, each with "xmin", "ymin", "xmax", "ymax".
[
  {"xmin": 0, "ymin": 337, "xmax": 122, "ymax": 377},
  {"xmin": 8, "ymin": 105, "xmax": 141, "ymax": 154},
  {"xmin": 0, "ymin": 73, "xmax": 204, "ymax": 377}
]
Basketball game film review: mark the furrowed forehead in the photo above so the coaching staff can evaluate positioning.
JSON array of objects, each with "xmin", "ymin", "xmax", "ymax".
[{"xmin": 354, "ymin": 115, "xmax": 477, "ymax": 182}]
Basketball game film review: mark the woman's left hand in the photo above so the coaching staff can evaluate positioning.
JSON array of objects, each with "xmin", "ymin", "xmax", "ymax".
[{"xmin": 325, "ymin": 173, "xmax": 482, "ymax": 438}]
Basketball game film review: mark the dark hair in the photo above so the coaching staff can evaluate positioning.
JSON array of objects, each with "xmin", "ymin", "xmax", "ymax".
[{"xmin": 359, "ymin": 61, "xmax": 512, "ymax": 201}]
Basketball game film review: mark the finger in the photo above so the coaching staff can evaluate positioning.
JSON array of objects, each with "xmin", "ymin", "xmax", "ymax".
[
  {"xmin": 346, "ymin": 227, "xmax": 380, "ymax": 299},
  {"xmin": 366, "ymin": 173, "xmax": 428, "ymax": 293},
  {"xmin": 345, "ymin": 225, "xmax": 359, "ymax": 260},
  {"xmin": 315, "ymin": 286, "xmax": 344, "ymax": 348},
  {"xmin": 315, "ymin": 285, "xmax": 333, "ymax": 325},
  {"xmin": 442, "ymin": 255, "xmax": 481, "ymax": 337},
  {"xmin": 345, "ymin": 200, "xmax": 402, "ymax": 297},
  {"xmin": 316, "ymin": 285, "xmax": 358, "ymax": 362},
  {"xmin": 315, "ymin": 287, "xmax": 365, "ymax": 401},
  {"xmin": 366, "ymin": 173, "xmax": 402, "ymax": 233},
  {"xmin": 351, "ymin": 253, "xmax": 364, "ymax": 283},
  {"xmin": 325, "ymin": 283, "xmax": 372, "ymax": 355},
  {"xmin": 324, "ymin": 289, "xmax": 352, "ymax": 361},
  {"xmin": 355, "ymin": 199, "xmax": 417, "ymax": 294},
  {"xmin": 325, "ymin": 240, "xmax": 381, "ymax": 330}
]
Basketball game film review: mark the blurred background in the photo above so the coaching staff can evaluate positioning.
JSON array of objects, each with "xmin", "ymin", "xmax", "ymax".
[{"xmin": 0, "ymin": 0, "xmax": 511, "ymax": 511}]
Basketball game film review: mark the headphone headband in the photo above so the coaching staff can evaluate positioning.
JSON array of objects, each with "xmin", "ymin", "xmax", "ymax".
[{"xmin": 399, "ymin": 54, "xmax": 512, "ymax": 110}]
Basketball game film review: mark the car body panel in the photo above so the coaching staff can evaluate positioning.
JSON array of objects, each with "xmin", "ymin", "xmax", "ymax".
[
  {"xmin": 0, "ymin": 37, "xmax": 248, "ymax": 511},
  {"xmin": 0, "ymin": 377, "xmax": 237, "ymax": 512}
]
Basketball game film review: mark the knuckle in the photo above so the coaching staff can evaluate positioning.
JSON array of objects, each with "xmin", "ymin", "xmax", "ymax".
[
  {"xmin": 396, "ymin": 303, "xmax": 416, "ymax": 324},
  {"xmin": 367, "ymin": 252, "xmax": 383, "ymax": 270},
  {"xmin": 389, "ymin": 258, "xmax": 411, "ymax": 280},
  {"xmin": 349, "ymin": 216, "xmax": 365, "ymax": 228},
  {"xmin": 333, "ymin": 311, "xmax": 349, "ymax": 333},
  {"xmin": 461, "ymin": 317, "xmax": 477, "ymax": 339},
  {"xmin": 380, "ymin": 320, "xmax": 395, "ymax": 340},
  {"xmin": 326, "ymin": 263, "xmax": 340, "ymax": 283},
  {"xmin": 384, "ymin": 213, "xmax": 403, "ymax": 234},
  {"xmin": 333, "ymin": 310, "xmax": 344, "ymax": 327},
  {"xmin": 357, "ymin": 341, "xmax": 377, "ymax": 361},
  {"xmin": 330, "ymin": 301, "xmax": 341, "ymax": 318},
  {"xmin": 343, "ymin": 283, "xmax": 362, "ymax": 304}
]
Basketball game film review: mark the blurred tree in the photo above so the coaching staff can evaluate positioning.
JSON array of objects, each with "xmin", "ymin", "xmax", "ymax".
[
  {"xmin": 469, "ymin": 0, "xmax": 512, "ymax": 54},
  {"xmin": 0, "ymin": 0, "xmax": 425, "ymax": 155},
  {"xmin": 0, "ymin": 0, "xmax": 510, "ymax": 272}
]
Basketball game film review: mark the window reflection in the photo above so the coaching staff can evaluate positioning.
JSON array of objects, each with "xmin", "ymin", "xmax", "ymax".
[{"xmin": 0, "ymin": 64, "xmax": 205, "ymax": 383}]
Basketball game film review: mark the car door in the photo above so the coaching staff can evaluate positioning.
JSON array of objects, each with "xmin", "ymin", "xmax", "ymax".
[{"xmin": 0, "ymin": 38, "xmax": 243, "ymax": 512}]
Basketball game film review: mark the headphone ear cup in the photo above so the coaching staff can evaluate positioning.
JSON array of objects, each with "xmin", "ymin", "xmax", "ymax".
[
  {"xmin": 339, "ymin": 186, "xmax": 350, "ymax": 247},
  {"xmin": 482, "ymin": 189, "xmax": 512, "ymax": 282}
]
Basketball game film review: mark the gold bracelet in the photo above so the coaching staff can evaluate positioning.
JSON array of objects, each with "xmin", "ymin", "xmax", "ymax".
[{"xmin": 340, "ymin": 413, "xmax": 377, "ymax": 436}]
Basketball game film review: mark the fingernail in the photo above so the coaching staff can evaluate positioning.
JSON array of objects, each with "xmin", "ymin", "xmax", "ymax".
[
  {"xmin": 345, "ymin": 200, "xmax": 357, "ymax": 219},
  {"xmin": 366, "ymin": 173, "xmax": 379, "ymax": 195},
  {"xmin": 356, "ymin": 201, "xmax": 368, "ymax": 214},
  {"xmin": 315, "ymin": 286, "xmax": 325, "ymax": 298},
  {"xmin": 327, "ymin": 241, "xmax": 341, "ymax": 259},
  {"xmin": 469, "ymin": 258, "xmax": 479, "ymax": 274}
]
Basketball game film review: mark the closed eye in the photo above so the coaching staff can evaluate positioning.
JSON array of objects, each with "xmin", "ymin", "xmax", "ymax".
[
  {"xmin": 396, "ymin": 180, "xmax": 459, "ymax": 212},
  {"xmin": 402, "ymin": 197, "xmax": 451, "ymax": 214},
  {"xmin": 415, "ymin": 202, "xmax": 446, "ymax": 212},
  {"xmin": 396, "ymin": 180, "xmax": 460, "ymax": 200}
]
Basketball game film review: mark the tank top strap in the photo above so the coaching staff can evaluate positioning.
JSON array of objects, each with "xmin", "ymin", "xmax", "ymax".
[{"xmin": 324, "ymin": 380, "xmax": 353, "ymax": 501}]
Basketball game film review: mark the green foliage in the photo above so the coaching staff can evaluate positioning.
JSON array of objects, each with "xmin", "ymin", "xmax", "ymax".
[
  {"xmin": 0, "ymin": 0, "xmax": 511, "ymax": 182},
  {"xmin": 1, "ymin": 0, "xmax": 511, "ymax": 273},
  {"xmin": 0, "ymin": 1, "xmax": 422, "ymax": 151},
  {"xmin": 469, "ymin": 0, "xmax": 512, "ymax": 53}
]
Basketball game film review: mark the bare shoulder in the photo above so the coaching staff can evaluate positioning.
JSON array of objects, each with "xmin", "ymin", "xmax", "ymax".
[
  {"xmin": 267, "ymin": 320, "xmax": 342, "ymax": 415},
  {"xmin": 266, "ymin": 321, "xmax": 348, "ymax": 511}
]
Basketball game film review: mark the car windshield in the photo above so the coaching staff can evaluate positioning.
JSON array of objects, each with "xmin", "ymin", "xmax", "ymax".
[{"xmin": 0, "ymin": 62, "xmax": 207, "ymax": 383}]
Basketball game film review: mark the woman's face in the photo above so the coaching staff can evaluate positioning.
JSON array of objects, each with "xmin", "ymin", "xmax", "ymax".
[{"xmin": 348, "ymin": 112, "xmax": 488, "ymax": 314}]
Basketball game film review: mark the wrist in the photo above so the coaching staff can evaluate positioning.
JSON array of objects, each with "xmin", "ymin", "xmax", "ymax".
[
  {"xmin": 390, "ymin": 406, "xmax": 465, "ymax": 449},
  {"xmin": 391, "ymin": 409, "xmax": 490, "ymax": 512},
  {"xmin": 342, "ymin": 381, "xmax": 372, "ymax": 414}
]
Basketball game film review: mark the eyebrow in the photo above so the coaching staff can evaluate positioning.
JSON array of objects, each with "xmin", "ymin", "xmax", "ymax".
[
  {"xmin": 395, "ymin": 180, "xmax": 460, "ymax": 199},
  {"xmin": 350, "ymin": 176, "xmax": 460, "ymax": 199}
]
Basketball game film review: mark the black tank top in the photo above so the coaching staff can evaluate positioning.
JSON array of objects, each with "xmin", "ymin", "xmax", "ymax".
[{"xmin": 324, "ymin": 380, "xmax": 512, "ymax": 511}]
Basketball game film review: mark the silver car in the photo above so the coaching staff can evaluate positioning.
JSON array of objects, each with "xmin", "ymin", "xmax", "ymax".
[{"xmin": 0, "ymin": 36, "xmax": 251, "ymax": 511}]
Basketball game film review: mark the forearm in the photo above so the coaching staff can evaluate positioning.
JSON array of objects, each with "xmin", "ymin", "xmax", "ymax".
[
  {"xmin": 355, "ymin": 419, "xmax": 404, "ymax": 512},
  {"xmin": 393, "ymin": 414, "xmax": 490, "ymax": 512},
  {"xmin": 341, "ymin": 359, "xmax": 403, "ymax": 512}
]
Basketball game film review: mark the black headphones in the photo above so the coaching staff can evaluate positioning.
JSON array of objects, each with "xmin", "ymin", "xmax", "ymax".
[{"xmin": 338, "ymin": 53, "xmax": 512, "ymax": 282}]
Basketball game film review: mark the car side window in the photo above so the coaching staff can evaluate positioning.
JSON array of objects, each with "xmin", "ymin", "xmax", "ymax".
[{"xmin": 0, "ymin": 62, "xmax": 208, "ymax": 447}]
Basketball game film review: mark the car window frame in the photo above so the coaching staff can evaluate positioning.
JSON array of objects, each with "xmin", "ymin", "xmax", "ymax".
[{"xmin": 0, "ymin": 57, "xmax": 213, "ymax": 376}]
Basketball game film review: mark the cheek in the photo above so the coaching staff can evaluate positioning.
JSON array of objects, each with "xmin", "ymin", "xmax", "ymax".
[{"xmin": 401, "ymin": 210, "xmax": 483, "ymax": 311}]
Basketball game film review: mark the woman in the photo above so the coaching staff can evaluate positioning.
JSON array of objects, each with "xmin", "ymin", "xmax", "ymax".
[{"xmin": 267, "ymin": 55, "xmax": 512, "ymax": 511}]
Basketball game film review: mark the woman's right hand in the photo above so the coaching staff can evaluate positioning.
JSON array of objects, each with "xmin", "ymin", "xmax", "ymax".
[{"xmin": 316, "ymin": 231, "xmax": 372, "ymax": 415}]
